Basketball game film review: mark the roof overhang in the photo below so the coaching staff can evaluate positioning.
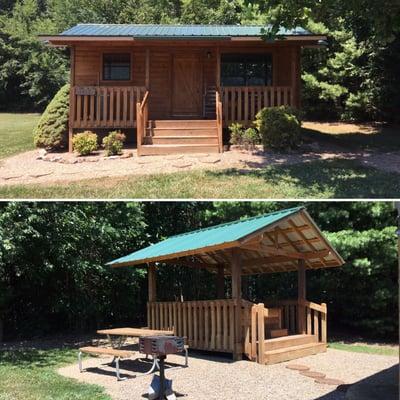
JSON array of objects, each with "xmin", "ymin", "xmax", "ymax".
[{"xmin": 109, "ymin": 208, "xmax": 344, "ymax": 275}]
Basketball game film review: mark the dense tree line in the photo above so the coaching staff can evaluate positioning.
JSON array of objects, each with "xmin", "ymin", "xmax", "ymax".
[
  {"xmin": 0, "ymin": 0, "xmax": 399, "ymax": 120},
  {"xmin": 0, "ymin": 201, "xmax": 397, "ymax": 341}
]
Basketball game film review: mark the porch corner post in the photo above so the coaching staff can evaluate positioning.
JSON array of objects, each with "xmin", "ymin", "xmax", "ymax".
[
  {"xmin": 216, "ymin": 265, "xmax": 225, "ymax": 299},
  {"xmin": 68, "ymin": 46, "xmax": 75, "ymax": 153},
  {"xmin": 297, "ymin": 259, "xmax": 306, "ymax": 334},
  {"xmin": 231, "ymin": 248, "xmax": 242, "ymax": 360}
]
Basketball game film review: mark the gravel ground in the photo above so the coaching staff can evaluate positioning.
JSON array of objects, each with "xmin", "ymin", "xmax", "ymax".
[
  {"xmin": 1, "ymin": 144, "xmax": 399, "ymax": 186},
  {"xmin": 58, "ymin": 348, "xmax": 398, "ymax": 400}
]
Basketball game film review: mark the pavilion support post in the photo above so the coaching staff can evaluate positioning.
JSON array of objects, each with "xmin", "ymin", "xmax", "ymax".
[
  {"xmin": 216, "ymin": 265, "xmax": 225, "ymax": 299},
  {"xmin": 147, "ymin": 264, "xmax": 156, "ymax": 329},
  {"xmin": 297, "ymin": 259, "xmax": 306, "ymax": 334},
  {"xmin": 231, "ymin": 249, "xmax": 242, "ymax": 360}
]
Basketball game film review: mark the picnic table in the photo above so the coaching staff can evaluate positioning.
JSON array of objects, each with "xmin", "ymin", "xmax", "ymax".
[{"xmin": 97, "ymin": 327, "xmax": 179, "ymax": 374}]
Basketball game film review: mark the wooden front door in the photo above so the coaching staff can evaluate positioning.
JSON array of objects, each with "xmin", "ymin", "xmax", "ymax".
[{"xmin": 172, "ymin": 54, "xmax": 202, "ymax": 117}]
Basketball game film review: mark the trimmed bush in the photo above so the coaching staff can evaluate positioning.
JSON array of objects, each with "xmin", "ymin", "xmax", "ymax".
[
  {"xmin": 229, "ymin": 123, "xmax": 244, "ymax": 146},
  {"xmin": 72, "ymin": 131, "xmax": 98, "ymax": 155},
  {"xmin": 33, "ymin": 84, "xmax": 69, "ymax": 150},
  {"xmin": 102, "ymin": 131, "xmax": 126, "ymax": 156},
  {"xmin": 255, "ymin": 106, "xmax": 302, "ymax": 151},
  {"xmin": 242, "ymin": 128, "xmax": 260, "ymax": 150}
]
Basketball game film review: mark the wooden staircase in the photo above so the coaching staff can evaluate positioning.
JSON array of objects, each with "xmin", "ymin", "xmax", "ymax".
[
  {"xmin": 263, "ymin": 334, "xmax": 326, "ymax": 364},
  {"xmin": 140, "ymin": 119, "xmax": 220, "ymax": 155}
]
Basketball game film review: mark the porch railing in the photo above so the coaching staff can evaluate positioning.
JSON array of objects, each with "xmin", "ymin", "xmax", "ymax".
[
  {"xmin": 147, "ymin": 300, "xmax": 238, "ymax": 353},
  {"xmin": 136, "ymin": 90, "xmax": 149, "ymax": 155},
  {"xmin": 71, "ymin": 86, "xmax": 147, "ymax": 129},
  {"xmin": 243, "ymin": 299, "xmax": 327, "ymax": 364},
  {"xmin": 221, "ymin": 86, "xmax": 293, "ymax": 127}
]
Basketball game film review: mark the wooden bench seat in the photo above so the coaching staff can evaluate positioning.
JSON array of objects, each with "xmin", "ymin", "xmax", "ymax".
[{"xmin": 78, "ymin": 346, "xmax": 134, "ymax": 381}]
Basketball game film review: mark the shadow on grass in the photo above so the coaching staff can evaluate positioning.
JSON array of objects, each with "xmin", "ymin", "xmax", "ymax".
[
  {"xmin": 302, "ymin": 124, "xmax": 400, "ymax": 151},
  {"xmin": 207, "ymin": 159, "xmax": 400, "ymax": 198}
]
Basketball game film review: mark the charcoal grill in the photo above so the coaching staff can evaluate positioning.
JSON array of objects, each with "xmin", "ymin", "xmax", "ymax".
[{"xmin": 139, "ymin": 336, "xmax": 184, "ymax": 400}]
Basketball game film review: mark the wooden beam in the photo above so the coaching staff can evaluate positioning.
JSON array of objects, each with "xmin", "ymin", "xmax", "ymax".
[
  {"xmin": 216, "ymin": 265, "xmax": 225, "ymax": 299},
  {"xmin": 145, "ymin": 49, "xmax": 150, "ymax": 89},
  {"xmin": 68, "ymin": 46, "xmax": 75, "ymax": 153},
  {"xmin": 148, "ymin": 264, "xmax": 156, "ymax": 302},
  {"xmin": 298, "ymin": 259, "xmax": 306, "ymax": 334},
  {"xmin": 231, "ymin": 248, "xmax": 242, "ymax": 360},
  {"xmin": 216, "ymin": 47, "xmax": 221, "ymax": 88}
]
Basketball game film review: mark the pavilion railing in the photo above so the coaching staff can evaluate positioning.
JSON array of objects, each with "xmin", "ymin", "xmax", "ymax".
[
  {"xmin": 221, "ymin": 86, "xmax": 293, "ymax": 127},
  {"xmin": 147, "ymin": 299, "xmax": 239, "ymax": 353},
  {"xmin": 264, "ymin": 299, "xmax": 327, "ymax": 343},
  {"xmin": 71, "ymin": 86, "xmax": 147, "ymax": 129}
]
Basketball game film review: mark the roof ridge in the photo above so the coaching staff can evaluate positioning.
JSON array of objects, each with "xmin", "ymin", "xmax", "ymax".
[
  {"xmin": 167, "ymin": 206, "xmax": 304, "ymax": 240},
  {"xmin": 74, "ymin": 23, "xmax": 275, "ymax": 27}
]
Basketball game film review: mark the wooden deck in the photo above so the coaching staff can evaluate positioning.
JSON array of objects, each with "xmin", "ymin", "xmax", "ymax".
[
  {"xmin": 147, "ymin": 298, "xmax": 327, "ymax": 365},
  {"xmin": 70, "ymin": 85, "xmax": 294, "ymax": 155}
]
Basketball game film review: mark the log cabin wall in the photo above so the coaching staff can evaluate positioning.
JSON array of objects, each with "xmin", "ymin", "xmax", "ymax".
[{"xmin": 71, "ymin": 42, "xmax": 302, "ymax": 119}]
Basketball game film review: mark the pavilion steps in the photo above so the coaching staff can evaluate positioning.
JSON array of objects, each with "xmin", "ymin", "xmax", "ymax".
[
  {"xmin": 141, "ymin": 119, "xmax": 219, "ymax": 155},
  {"xmin": 263, "ymin": 334, "xmax": 326, "ymax": 365}
]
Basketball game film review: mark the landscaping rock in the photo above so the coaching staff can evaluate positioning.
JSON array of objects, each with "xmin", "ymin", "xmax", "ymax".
[
  {"xmin": 200, "ymin": 156, "xmax": 221, "ymax": 164},
  {"xmin": 172, "ymin": 161, "xmax": 192, "ymax": 168},
  {"xmin": 1, "ymin": 174, "xmax": 23, "ymax": 180},
  {"xmin": 28, "ymin": 172, "xmax": 53, "ymax": 178},
  {"xmin": 300, "ymin": 371, "xmax": 326, "ymax": 379},
  {"xmin": 314, "ymin": 377, "xmax": 345, "ymax": 386},
  {"xmin": 166, "ymin": 154, "xmax": 184, "ymax": 160},
  {"xmin": 286, "ymin": 364, "xmax": 310, "ymax": 371},
  {"xmin": 36, "ymin": 149, "xmax": 48, "ymax": 159},
  {"xmin": 120, "ymin": 152, "xmax": 133, "ymax": 159}
]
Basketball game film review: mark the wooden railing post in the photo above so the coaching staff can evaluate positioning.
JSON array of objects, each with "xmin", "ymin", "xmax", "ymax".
[
  {"xmin": 136, "ymin": 101, "xmax": 142, "ymax": 155},
  {"xmin": 321, "ymin": 303, "xmax": 327, "ymax": 343},
  {"xmin": 257, "ymin": 303, "xmax": 265, "ymax": 364},
  {"xmin": 216, "ymin": 89, "xmax": 223, "ymax": 153}
]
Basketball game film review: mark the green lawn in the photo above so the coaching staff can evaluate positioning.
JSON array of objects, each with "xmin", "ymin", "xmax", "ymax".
[
  {"xmin": 0, "ymin": 347, "xmax": 110, "ymax": 400},
  {"xmin": 0, "ymin": 113, "xmax": 40, "ymax": 159},
  {"xmin": 0, "ymin": 159, "xmax": 399, "ymax": 199},
  {"xmin": 328, "ymin": 341, "xmax": 398, "ymax": 356}
]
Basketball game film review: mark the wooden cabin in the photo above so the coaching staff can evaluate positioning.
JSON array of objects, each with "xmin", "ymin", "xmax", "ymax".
[
  {"xmin": 108, "ymin": 206, "xmax": 344, "ymax": 365},
  {"xmin": 42, "ymin": 25, "xmax": 326, "ymax": 155}
]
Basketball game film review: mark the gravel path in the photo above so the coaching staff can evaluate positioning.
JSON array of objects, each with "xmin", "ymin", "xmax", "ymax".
[
  {"xmin": 1, "ymin": 145, "xmax": 399, "ymax": 186},
  {"xmin": 58, "ymin": 349, "xmax": 398, "ymax": 400}
]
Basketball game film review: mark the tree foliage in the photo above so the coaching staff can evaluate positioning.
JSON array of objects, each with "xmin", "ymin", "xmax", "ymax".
[
  {"xmin": 0, "ymin": 202, "xmax": 397, "ymax": 340},
  {"xmin": 0, "ymin": 0, "xmax": 399, "ymax": 120}
]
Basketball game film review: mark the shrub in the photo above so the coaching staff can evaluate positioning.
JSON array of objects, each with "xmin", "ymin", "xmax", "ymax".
[
  {"xmin": 33, "ymin": 84, "xmax": 69, "ymax": 150},
  {"xmin": 255, "ymin": 106, "xmax": 302, "ymax": 151},
  {"xmin": 242, "ymin": 128, "xmax": 261, "ymax": 150},
  {"xmin": 102, "ymin": 131, "xmax": 126, "ymax": 156},
  {"xmin": 228, "ymin": 123, "xmax": 244, "ymax": 146},
  {"xmin": 72, "ymin": 131, "xmax": 98, "ymax": 155}
]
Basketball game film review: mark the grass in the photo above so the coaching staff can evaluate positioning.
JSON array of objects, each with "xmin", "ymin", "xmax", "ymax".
[
  {"xmin": 0, "ymin": 113, "xmax": 41, "ymax": 160},
  {"xmin": 0, "ymin": 159, "xmax": 399, "ymax": 199},
  {"xmin": 328, "ymin": 341, "xmax": 398, "ymax": 356},
  {"xmin": 302, "ymin": 122, "xmax": 400, "ymax": 151},
  {"xmin": 0, "ymin": 347, "xmax": 110, "ymax": 400}
]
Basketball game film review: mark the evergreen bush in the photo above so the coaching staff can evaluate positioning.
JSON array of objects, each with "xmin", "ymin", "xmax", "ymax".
[{"xmin": 33, "ymin": 84, "xmax": 69, "ymax": 150}]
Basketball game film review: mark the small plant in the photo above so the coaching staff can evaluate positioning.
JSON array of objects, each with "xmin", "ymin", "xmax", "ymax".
[
  {"xmin": 72, "ymin": 131, "xmax": 98, "ymax": 155},
  {"xmin": 255, "ymin": 106, "xmax": 302, "ymax": 151},
  {"xmin": 102, "ymin": 131, "xmax": 126, "ymax": 156},
  {"xmin": 242, "ymin": 127, "xmax": 261, "ymax": 150},
  {"xmin": 229, "ymin": 123, "xmax": 245, "ymax": 146}
]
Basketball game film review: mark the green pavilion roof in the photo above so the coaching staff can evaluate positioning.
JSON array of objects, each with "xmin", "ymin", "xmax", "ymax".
[{"xmin": 108, "ymin": 207, "xmax": 305, "ymax": 267}]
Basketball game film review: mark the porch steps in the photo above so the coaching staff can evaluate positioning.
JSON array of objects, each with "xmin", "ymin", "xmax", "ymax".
[
  {"xmin": 263, "ymin": 334, "xmax": 326, "ymax": 365},
  {"xmin": 140, "ymin": 143, "xmax": 220, "ymax": 156},
  {"xmin": 142, "ymin": 119, "xmax": 219, "ymax": 155}
]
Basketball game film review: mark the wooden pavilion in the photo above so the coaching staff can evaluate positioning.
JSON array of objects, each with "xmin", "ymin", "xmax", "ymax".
[
  {"xmin": 108, "ymin": 207, "xmax": 344, "ymax": 365},
  {"xmin": 41, "ymin": 24, "xmax": 326, "ymax": 155}
]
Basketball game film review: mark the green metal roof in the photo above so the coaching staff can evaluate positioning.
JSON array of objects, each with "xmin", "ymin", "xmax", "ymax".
[
  {"xmin": 60, "ymin": 24, "xmax": 314, "ymax": 38},
  {"xmin": 108, "ymin": 206, "xmax": 304, "ymax": 267}
]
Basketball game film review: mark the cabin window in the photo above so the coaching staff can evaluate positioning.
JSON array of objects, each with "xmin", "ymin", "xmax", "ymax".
[
  {"xmin": 221, "ymin": 54, "xmax": 272, "ymax": 86},
  {"xmin": 103, "ymin": 53, "xmax": 131, "ymax": 81}
]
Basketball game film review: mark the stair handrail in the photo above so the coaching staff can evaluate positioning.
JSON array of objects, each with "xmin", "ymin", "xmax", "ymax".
[
  {"xmin": 136, "ymin": 90, "xmax": 149, "ymax": 156},
  {"xmin": 215, "ymin": 88, "xmax": 223, "ymax": 152}
]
